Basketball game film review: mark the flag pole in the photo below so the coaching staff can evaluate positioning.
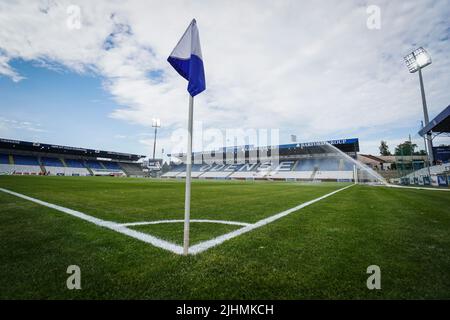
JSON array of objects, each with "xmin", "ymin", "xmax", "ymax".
[{"xmin": 183, "ymin": 95, "xmax": 194, "ymax": 255}]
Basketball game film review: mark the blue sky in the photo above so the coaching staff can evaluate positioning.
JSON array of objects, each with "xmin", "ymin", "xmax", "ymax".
[
  {"xmin": 0, "ymin": 59, "xmax": 153, "ymax": 155},
  {"xmin": 0, "ymin": 0, "xmax": 449, "ymax": 158}
]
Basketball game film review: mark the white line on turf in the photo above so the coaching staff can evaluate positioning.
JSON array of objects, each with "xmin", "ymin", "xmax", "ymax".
[
  {"xmin": 0, "ymin": 184, "xmax": 354, "ymax": 255},
  {"xmin": 0, "ymin": 188, "xmax": 184, "ymax": 255},
  {"xmin": 384, "ymin": 184, "xmax": 450, "ymax": 191},
  {"xmin": 188, "ymin": 184, "xmax": 355, "ymax": 255},
  {"xmin": 120, "ymin": 219, "xmax": 251, "ymax": 227}
]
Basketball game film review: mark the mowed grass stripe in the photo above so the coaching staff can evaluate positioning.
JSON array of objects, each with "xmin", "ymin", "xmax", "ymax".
[
  {"xmin": 0, "ymin": 176, "xmax": 347, "ymax": 223},
  {"xmin": 0, "ymin": 177, "xmax": 449, "ymax": 299}
]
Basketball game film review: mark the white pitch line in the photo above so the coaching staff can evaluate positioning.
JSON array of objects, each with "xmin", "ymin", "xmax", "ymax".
[
  {"xmin": 120, "ymin": 219, "xmax": 251, "ymax": 227},
  {"xmin": 188, "ymin": 184, "xmax": 355, "ymax": 255},
  {"xmin": 384, "ymin": 184, "xmax": 450, "ymax": 192},
  {"xmin": 0, "ymin": 188, "xmax": 184, "ymax": 255},
  {"xmin": 0, "ymin": 184, "xmax": 354, "ymax": 256}
]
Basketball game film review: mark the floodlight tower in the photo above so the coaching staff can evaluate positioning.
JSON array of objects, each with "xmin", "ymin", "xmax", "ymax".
[
  {"xmin": 404, "ymin": 47, "xmax": 434, "ymax": 164},
  {"xmin": 152, "ymin": 118, "xmax": 161, "ymax": 160}
]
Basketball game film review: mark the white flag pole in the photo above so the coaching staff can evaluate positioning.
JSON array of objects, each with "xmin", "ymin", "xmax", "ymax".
[{"xmin": 183, "ymin": 95, "xmax": 194, "ymax": 255}]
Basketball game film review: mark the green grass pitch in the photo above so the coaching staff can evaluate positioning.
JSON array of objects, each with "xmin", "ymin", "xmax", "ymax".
[{"xmin": 0, "ymin": 175, "xmax": 449, "ymax": 299}]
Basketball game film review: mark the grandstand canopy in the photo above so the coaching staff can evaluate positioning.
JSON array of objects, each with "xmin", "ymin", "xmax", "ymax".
[
  {"xmin": 418, "ymin": 105, "xmax": 450, "ymax": 136},
  {"xmin": 0, "ymin": 138, "xmax": 145, "ymax": 161},
  {"xmin": 169, "ymin": 138, "xmax": 359, "ymax": 158}
]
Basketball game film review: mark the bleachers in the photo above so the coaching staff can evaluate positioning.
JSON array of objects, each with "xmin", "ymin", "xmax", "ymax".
[
  {"xmin": 176, "ymin": 164, "xmax": 212, "ymax": 178},
  {"xmin": 161, "ymin": 164, "xmax": 186, "ymax": 178},
  {"xmin": 39, "ymin": 157, "xmax": 91, "ymax": 176},
  {"xmin": 85, "ymin": 160, "xmax": 103, "ymax": 170},
  {"xmin": 101, "ymin": 161, "xmax": 121, "ymax": 170},
  {"xmin": 41, "ymin": 157, "xmax": 64, "ymax": 167},
  {"xmin": 118, "ymin": 162, "xmax": 144, "ymax": 177},
  {"xmin": 56, "ymin": 159, "xmax": 90, "ymax": 176},
  {"xmin": 0, "ymin": 154, "xmax": 9, "ymax": 164},
  {"xmin": 201, "ymin": 163, "xmax": 245, "ymax": 178},
  {"xmin": 0, "ymin": 154, "xmax": 42, "ymax": 175},
  {"xmin": 162, "ymin": 158, "xmax": 355, "ymax": 181},
  {"xmin": 65, "ymin": 159, "xmax": 85, "ymax": 168},
  {"xmin": 0, "ymin": 154, "xmax": 13, "ymax": 174},
  {"xmin": 85, "ymin": 160, "xmax": 125, "ymax": 176},
  {"xmin": 13, "ymin": 155, "xmax": 39, "ymax": 165},
  {"xmin": 228, "ymin": 163, "xmax": 262, "ymax": 179},
  {"xmin": 0, "ymin": 137, "xmax": 144, "ymax": 177}
]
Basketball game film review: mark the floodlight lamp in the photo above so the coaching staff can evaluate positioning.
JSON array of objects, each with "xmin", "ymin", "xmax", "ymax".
[
  {"xmin": 152, "ymin": 118, "xmax": 161, "ymax": 128},
  {"xmin": 404, "ymin": 47, "xmax": 431, "ymax": 73}
]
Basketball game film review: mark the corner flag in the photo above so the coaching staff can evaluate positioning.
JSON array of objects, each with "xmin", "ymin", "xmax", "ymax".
[
  {"xmin": 168, "ymin": 19, "xmax": 206, "ymax": 97},
  {"xmin": 168, "ymin": 19, "xmax": 206, "ymax": 255}
]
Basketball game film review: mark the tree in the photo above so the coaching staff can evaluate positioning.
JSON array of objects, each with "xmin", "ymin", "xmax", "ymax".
[
  {"xmin": 417, "ymin": 149, "xmax": 427, "ymax": 155},
  {"xmin": 379, "ymin": 140, "xmax": 391, "ymax": 156},
  {"xmin": 395, "ymin": 141, "xmax": 418, "ymax": 156}
]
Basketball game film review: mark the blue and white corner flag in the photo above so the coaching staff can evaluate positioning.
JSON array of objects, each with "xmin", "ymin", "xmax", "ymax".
[{"xmin": 168, "ymin": 19, "xmax": 206, "ymax": 97}]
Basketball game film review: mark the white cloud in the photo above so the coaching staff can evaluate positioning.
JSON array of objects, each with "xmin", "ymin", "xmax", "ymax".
[
  {"xmin": 0, "ymin": 55, "xmax": 24, "ymax": 82},
  {"xmin": 0, "ymin": 0, "xmax": 449, "ymax": 155},
  {"xmin": 0, "ymin": 117, "xmax": 47, "ymax": 133}
]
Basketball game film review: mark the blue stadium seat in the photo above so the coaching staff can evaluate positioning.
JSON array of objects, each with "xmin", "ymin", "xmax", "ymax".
[
  {"xmin": 316, "ymin": 158, "xmax": 339, "ymax": 171},
  {"xmin": 171, "ymin": 164, "xmax": 186, "ymax": 172},
  {"xmin": 41, "ymin": 157, "xmax": 64, "ymax": 167},
  {"xmin": 295, "ymin": 159, "xmax": 316, "ymax": 171},
  {"xmin": 101, "ymin": 161, "xmax": 121, "ymax": 170},
  {"xmin": 295, "ymin": 158, "xmax": 343, "ymax": 171},
  {"xmin": 85, "ymin": 160, "xmax": 103, "ymax": 169},
  {"xmin": 0, "ymin": 154, "xmax": 9, "ymax": 164},
  {"xmin": 64, "ymin": 159, "xmax": 85, "ymax": 168},
  {"xmin": 13, "ymin": 155, "xmax": 39, "ymax": 165}
]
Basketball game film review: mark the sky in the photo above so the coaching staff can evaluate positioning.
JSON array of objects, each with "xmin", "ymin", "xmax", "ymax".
[{"xmin": 0, "ymin": 0, "xmax": 449, "ymax": 160}]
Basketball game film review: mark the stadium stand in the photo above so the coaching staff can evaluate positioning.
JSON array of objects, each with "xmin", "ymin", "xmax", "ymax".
[
  {"xmin": 0, "ymin": 138, "xmax": 145, "ymax": 177},
  {"xmin": 60, "ymin": 159, "xmax": 91, "ymax": 176},
  {"xmin": 82, "ymin": 160, "xmax": 125, "ymax": 176},
  {"xmin": 119, "ymin": 162, "xmax": 146, "ymax": 177},
  {"xmin": 3, "ymin": 155, "xmax": 43, "ymax": 175},
  {"xmin": 201, "ymin": 163, "xmax": 246, "ymax": 178},
  {"xmin": 41, "ymin": 156, "xmax": 66, "ymax": 176},
  {"xmin": 65, "ymin": 159, "xmax": 85, "ymax": 168},
  {"xmin": 91, "ymin": 161, "xmax": 126, "ymax": 176},
  {"xmin": 393, "ymin": 104, "xmax": 450, "ymax": 186},
  {"xmin": 164, "ymin": 139, "xmax": 360, "ymax": 181},
  {"xmin": 176, "ymin": 164, "xmax": 211, "ymax": 178},
  {"xmin": 161, "ymin": 164, "xmax": 186, "ymax": 178},
  {"xmin": 0, "ymin": 154, "xmax": 9, "ymax": 164},
  {"xmin": 41, "ymin": 157, "xmax": 64, "ymax": 167},
  {"xmin": 101, "ymin": 161, "xmax": 121, "ymax": 170}
]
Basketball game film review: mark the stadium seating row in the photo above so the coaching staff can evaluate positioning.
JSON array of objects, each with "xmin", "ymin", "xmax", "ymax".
[
  {"xmin": 0, "ymin": 154, "xmax": 131, "ymax": 176},
  {"xmin": 162, "ymin": 159, "xmax": 355, "ymax": 181}
]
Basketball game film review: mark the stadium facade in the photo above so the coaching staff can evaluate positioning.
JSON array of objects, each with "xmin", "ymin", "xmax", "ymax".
[
  {"xmin": 0, "ymin": 138, "xmax": 145, "ymax": 177},
  {"xmin": 163, "ymin": 138, "xmax": 360, "ymax": 181}
]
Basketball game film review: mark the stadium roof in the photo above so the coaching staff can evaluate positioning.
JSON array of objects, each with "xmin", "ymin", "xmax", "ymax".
[
  {"xmin": 168, "ymin": 138, "xmax": 359, "ymax": 157},
  {"xmin": 0, "ymin": 138, "xmax": 146, "ymax": 161},
  {"xmin": 418, "ymin": 105, "xmax": 450, "ymax": 136}
]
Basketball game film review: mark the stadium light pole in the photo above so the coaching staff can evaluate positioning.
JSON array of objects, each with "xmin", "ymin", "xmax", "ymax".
[
  {"xmin": 404, "ymin": 47, "xmax": 434, "ymax": 165},
  {"xmin": 152, "ymin": 118, "xmax": 161, "ymax": 160},
  {"xmin": 421, "ymin": 120, "xmax": 432, "ymax": 178}
]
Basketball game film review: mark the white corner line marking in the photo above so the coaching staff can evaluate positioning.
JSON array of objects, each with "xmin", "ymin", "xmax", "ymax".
[
  {"xmin": 0, "ymin": 188, "xmax": 184, "ymax": 255},
  {"xmin": 188, "ymin": 184, "xmax": 355, "ymax": 255},
  {"xmin": 120, "ymin": 219, "xmax": 251, "ymax": 227},
  {"xmin": 0, "ymin": 184, "xmax": 354, "ymax": 256}
]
